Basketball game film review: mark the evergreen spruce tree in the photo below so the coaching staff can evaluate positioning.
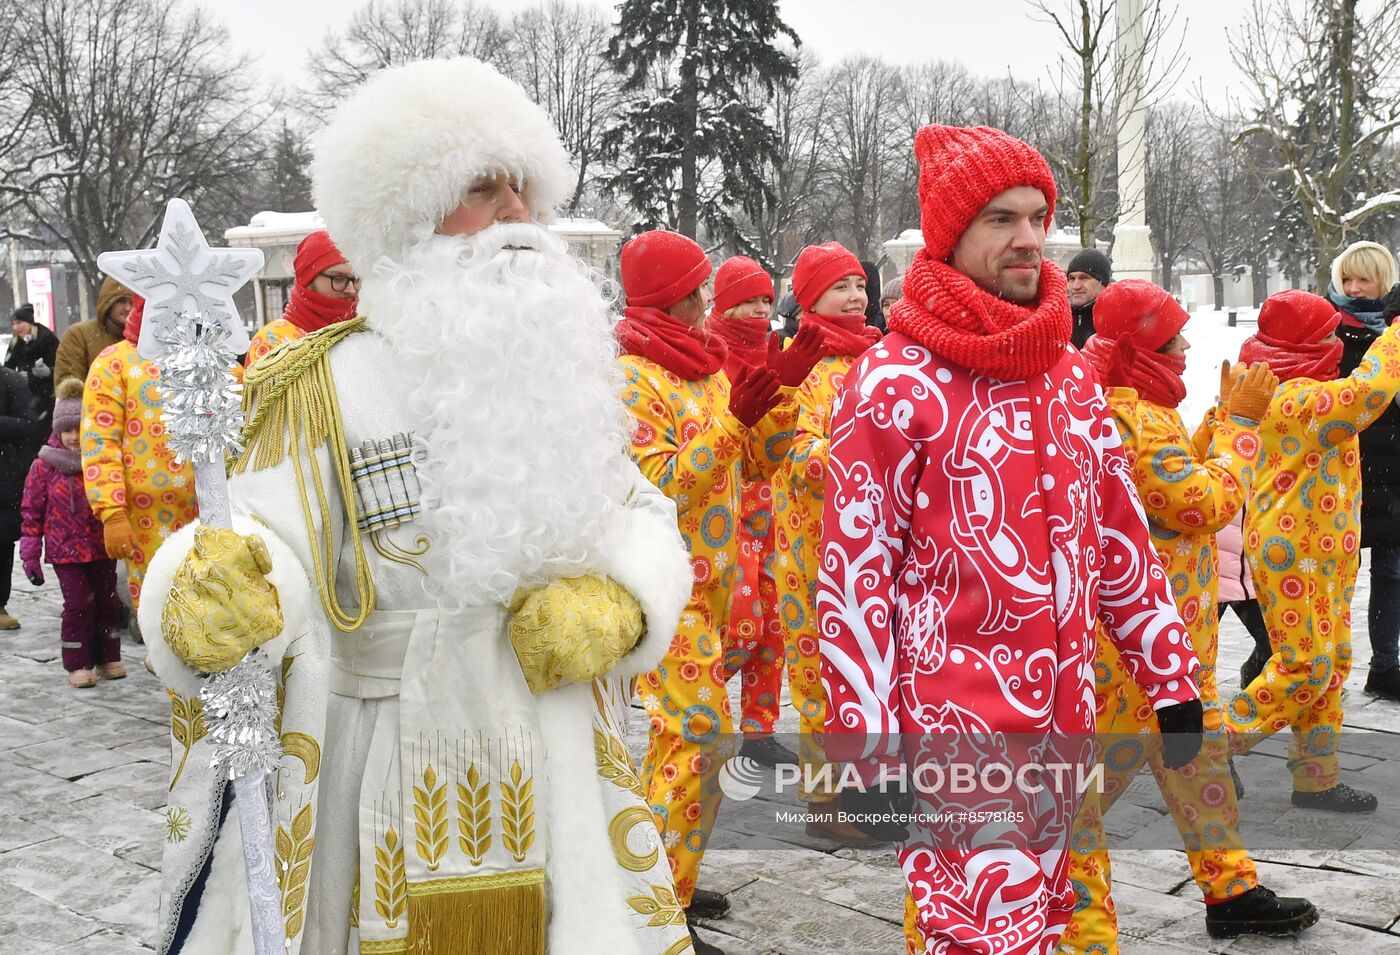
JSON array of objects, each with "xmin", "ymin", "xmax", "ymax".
[
  {"xmin": 262, "ymin": 122, "xmax": 314, "ymax": 212},
  {"xmin": 605, "ymin": 0, "xmax": 798, "ymax": 253}
]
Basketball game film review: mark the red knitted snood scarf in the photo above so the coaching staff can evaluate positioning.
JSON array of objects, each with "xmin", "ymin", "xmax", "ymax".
[{"xmin": 889, "ymin": 249, "xmax": 1071, "ymax": 380}]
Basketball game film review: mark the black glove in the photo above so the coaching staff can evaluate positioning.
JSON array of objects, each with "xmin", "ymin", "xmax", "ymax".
[
  {"xmin": 1156, "ymin": 699, "xmax": 1204, "ymax": 770},
  {"xmin": 838, "ymin": 783, "xmax": 917, "ymax": 842}
]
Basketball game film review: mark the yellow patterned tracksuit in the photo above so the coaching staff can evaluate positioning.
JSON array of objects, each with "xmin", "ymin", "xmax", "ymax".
[
  {"xmin": 620, "ymin": 356, "xmax": 796, "ymax": 906},
  {"xmin": 1227, "ymin": 320, "xmax": 1400, "ymax": 790},
  {"xmin": 81, "ymin": 341, "xmax": 199, "ymax": 609},
  {"xmin": 773, "ymin": 354, "xmax": 856, "ymax": 802},
  {"xmin": 245, "ymin": 317, "xmax": 305, "ymax": 367},
  {"xmin": 730, "ymin": 477, "xmax": 785, "ymax": 735},
  {"xmin": 1059, "ymin": 389, "xmax": 1263, "ymax": 954}
]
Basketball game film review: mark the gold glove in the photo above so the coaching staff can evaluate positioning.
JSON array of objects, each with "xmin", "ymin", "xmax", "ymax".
[
  {"xmin": 508, "ymin": 573, "xmax": 644, "ymax": 694},
  {"xmin": 161, "ymin": 527, "xmax": 284, "ymax": 673}
]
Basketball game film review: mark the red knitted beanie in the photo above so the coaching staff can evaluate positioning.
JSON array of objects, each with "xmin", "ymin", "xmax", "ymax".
[
  {"xmin": 1257, "ymin": 289, "xmax": 1342, "ymax": 345},
  {"xmin": 621, "ymin": 230, "xmax": 713, "ymax": 309},
  {"xmin": 791, "ymin": 242, "xmax": 864, "ymax": 313},
  {"xmin": 914, "ymin": 125, "xmax": 1058, "ymax": 261},
  {"xmin": 713, "ymin": 256, "xmax": 775, "ymax": 314},
  {"xmin": 1091, "ymin": 279, "xmax": 1188, "ymax": 352},
  {"xmin": 294, "ymin": 230, "xmax": 349, "ymax": 287}
]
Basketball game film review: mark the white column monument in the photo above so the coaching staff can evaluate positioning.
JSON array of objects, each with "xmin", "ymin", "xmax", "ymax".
[{"xmin": 1112, "ymin": 0, "xmax": 1154, "ymax": 281}]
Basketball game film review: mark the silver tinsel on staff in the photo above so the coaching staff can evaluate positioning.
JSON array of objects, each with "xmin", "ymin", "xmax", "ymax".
[{"xmin": 98, "ymin": 197, "xmax": 283, "ymax": 954}]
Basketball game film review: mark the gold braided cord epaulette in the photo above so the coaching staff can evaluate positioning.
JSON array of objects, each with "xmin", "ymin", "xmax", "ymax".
[
  {"xmin": 231, "ymin": 315, "xmax": 376, "ymax": 632},
  {"xmin": 235, "ymin": 315, "xmax": 368, "ymax": 474}
]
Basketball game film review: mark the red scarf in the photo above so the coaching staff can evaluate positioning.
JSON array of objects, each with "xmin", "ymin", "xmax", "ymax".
[
  {"xmin": 704, "ymin": 311, "xmax": 769, "ymax": 377},
  {"xmin": 284, "ymin": 284, "xmax": 358, "ymax": 334},
  {"xmin": 616, "ymin": 306, "xmax": 726, "ymax": 381},
  {"xmin": 801, "ymin": 312, "xmax": 883, "ymax": 358},
  {"xmin": 1081, "ymin": 334, "xmax": 1187, "ymax": 408},
  {"xmin": 1239, "ymin": 332, "xmax": 1343, "ymax": 383},
  {"xmin": 123, "ymin": 297, "xmax": 145, "ymax": 345},
  {"xmin": 889, "ymin": 249, "xmax": 1071, "ymax": 380}
]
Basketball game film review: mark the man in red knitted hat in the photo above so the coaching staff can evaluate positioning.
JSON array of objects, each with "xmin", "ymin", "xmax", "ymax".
[
  {"xmin": 817, "ymin": 126, "xmax": 1204, "ymax": 954},
  {"xmin": 245, "ymin": 230, "xmax": 359, "ymax": 367},
  {"xmin": 617, "ymin": 230, "xmax": 822, "ymax": 955}
]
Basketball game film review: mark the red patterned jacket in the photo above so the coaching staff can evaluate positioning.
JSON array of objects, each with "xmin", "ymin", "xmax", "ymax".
[{"xmin": 817, "ymin": 333, "xmax": 1201, "ymax": 753}]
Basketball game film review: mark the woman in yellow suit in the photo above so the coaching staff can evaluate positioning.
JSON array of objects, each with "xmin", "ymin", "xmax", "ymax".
[
  {"xmin": 772, "ymin": 242, "xmax": 883, "ymax": 847},
  {"xmin": 81, "ymin": 301, "xmax": 198, "ymax": 609},
  {"xmin": 1058, "ymin": 280, "xmax": 1316, "ymax": 951},
  {"xmin": 614, "ymin": 231, "xmax": 817, "ymax": 954},
  {"xmin": 1228, "ymin": 289, "xmax": 1400, "ymax": 810}
]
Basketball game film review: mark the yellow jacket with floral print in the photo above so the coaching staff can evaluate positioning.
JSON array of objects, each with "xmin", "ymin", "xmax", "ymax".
[
  {"xmin": 774, "ymin": 355, "xmax": 856, "ymax": 640},
  {"xmin": 1246, "ymin": 319, "xmax": 1400, "ymax": 591},
  {"xmin": 245, "ymin": 317, "xmax": 305, "ymax": 368},
  {"xmin": 618, "ymin": 357, "xmax": 797, "ymax": 623}
]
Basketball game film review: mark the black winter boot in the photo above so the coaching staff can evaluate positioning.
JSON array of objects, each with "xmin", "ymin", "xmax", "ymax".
[
  {"xmin": 1364, "ymin": 667, "xmax": 1400, "ymax": 703},
  {"xmin": 1205, "ymin": 885, "xmax": 1319, "ymax": 938},
  {"xmin": 739, "ymin": 735, "xmax": 799, "ymax": 767},
  {"xmin": 685, "ymin": 887, "xmax": 730, "ymax": 920},
  {"xmin": 1291, "ymin": 782, "xmax": 1378, "ymax": 813}
]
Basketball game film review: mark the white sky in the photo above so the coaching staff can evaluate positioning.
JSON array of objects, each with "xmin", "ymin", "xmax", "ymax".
[{"xmin": 205, "ymin": 0, "xmax": 1249, "ymax": 105}]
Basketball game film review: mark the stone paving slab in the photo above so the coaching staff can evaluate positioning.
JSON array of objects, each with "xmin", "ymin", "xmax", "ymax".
[{"xmin": 5, "ymin": 556, "xmax": 1400, "ymax": 954}]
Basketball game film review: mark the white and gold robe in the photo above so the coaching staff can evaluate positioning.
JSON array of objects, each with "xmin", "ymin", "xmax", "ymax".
[{"xmin": 141, "ymin": 330, "xmax": 696, "ymax": 955}]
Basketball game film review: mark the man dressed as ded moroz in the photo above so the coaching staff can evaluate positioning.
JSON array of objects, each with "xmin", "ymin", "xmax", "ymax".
[{"xmin": 140, "ymin": 58, "xmax": 696, "ymax": 955}]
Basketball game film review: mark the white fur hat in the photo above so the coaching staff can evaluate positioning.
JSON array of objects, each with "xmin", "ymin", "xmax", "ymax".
[{"xmin": 311, "ymin": 57, "xmax": 574, "ymax": 270}]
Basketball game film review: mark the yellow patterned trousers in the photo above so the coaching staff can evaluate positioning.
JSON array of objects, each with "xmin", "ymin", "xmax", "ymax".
[
  {"xmin": 638, "ymin": 591, "xmax": 744, "ymax": 908},
  {"xmin": 1057, "ymin": 633, "xmax": 1256, "ymax": 955},
  {"xmin": 1226, "ymin": 556, "xmax": 1354, "ymax": 792}
]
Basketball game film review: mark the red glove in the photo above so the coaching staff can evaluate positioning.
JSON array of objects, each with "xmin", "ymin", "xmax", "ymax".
[
  {"xmin": 728, "ymin": 366, "xmax": 782, "ymax": 428},
  {"xmin": 766, "ymin": 326, "xmax": 825, "ymax": 388}
]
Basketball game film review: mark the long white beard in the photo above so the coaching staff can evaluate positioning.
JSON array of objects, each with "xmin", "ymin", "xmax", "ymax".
[{"xmin": 360, "ymin": 222, "xmax": 635, "ymax": 606}]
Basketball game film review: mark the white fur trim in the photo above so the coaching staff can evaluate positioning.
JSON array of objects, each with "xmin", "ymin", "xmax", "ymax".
[
  {"xmin": 312, "ymin": 58, "xmax": 574, "ymax": 271},
  {"xmin": 139, "ymin": 518, "xmax": 316, "ymax": 699},
  {"xmin": 179, "ymin": 811, "xmax": 253, "ymax": 954},
  {"xmin": 536, "ymin": 683, "xmax": 643, "ymax": 955},
  {"xmin": 592, "ymin": 494, "xmax": 692, "ymax": 679}
]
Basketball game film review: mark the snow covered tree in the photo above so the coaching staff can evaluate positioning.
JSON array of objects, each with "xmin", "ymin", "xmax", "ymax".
[
  {"xmin": 604, "ymin": 0, "xmax": 799, "ymax": 244},
  {"xmin": 502, "ymin": 2, "xmax": 621, "ymax": 212},
  {"xmin": 1144, "ymin": 102, "xmax": 1201, "ymax": 293},
  {"xmin": 12, "ymin": 0, "xmax": 272, "ymax": 287},
  {"xmin": 1232, "ymin": 0, "xmax": 1400, "ymax": 288},
  {"xmin": 256, "ymin": 122, "xmax": 314, "ymax": 213},
  {"xmin": 302, "ymin": 0, "xmax": 508, "ymax": 117},
  {"xmin": 1029, "ymin": 0, "xmax": 1185, "ymax": 245},
  {"xmin": 1193, "ymin": 111, "xmax": 1252, "ymax": 307}
]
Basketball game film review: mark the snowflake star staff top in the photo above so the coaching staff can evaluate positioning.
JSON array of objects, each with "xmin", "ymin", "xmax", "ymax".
[{"xmin": 98, "ymin": 199, "xmax": 286, "ymax": 955}]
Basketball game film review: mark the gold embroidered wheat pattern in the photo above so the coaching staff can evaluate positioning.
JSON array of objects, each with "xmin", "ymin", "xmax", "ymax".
[
  {"xmin": 275, "ymin": 804, "xmax": 315, "ymax": 939},
  {"xmin": 456, "ymin": 763, "xmax": 492, "ymax": 866},
  {"xmin": 169, "ymin": 691, "xmax": 208, "ymax": 791},
  {"xmin": 500, "ymin": 760, "xmax": 536, "ymax": 863},
  {"xmin": 594, "ymin": 727, "xmax": 645, "ymax": 798},
  {"xmin": 349, "ymin": 872, "xmax": 360, "ymax": 929},
  {"xmin": 374, "ymin": 826, "xmax": 407, "ymax": 929},
  {"xmin": 626, "ymin": 883, "xmax": 687, "ymax": 928},
  {"xmin": 413, "ymin": 764, "xmax": 448, "ymax": 871}
]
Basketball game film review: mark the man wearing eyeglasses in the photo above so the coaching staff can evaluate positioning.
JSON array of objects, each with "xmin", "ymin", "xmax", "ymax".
[{"xmin": 245, "ymin": 230, "xmax": 360, "ymax": 367}]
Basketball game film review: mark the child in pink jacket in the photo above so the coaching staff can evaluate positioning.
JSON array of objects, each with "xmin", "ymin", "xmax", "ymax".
[{"xmin": 20, "ymin": 378, "xmax": 121, "ymax": 688}]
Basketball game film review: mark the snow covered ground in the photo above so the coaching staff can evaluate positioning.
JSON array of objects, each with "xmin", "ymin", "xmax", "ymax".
[{"xmin": 1177, "ymin": 306, "xmax": 1260, "ymax": 429}]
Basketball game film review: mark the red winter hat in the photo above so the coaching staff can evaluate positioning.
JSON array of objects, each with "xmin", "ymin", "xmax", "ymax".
[
  {"xmin": 913, "ymin": 125, "xmax": 1058, "ymax": 262},
  {"xmin": 1256, "ymin": 289, "xmax": 1342, "ymax": 345},
  {"xmin": 294, "ymin": 230, "xmax": 349, "ymax": 288},
  {"xmin": 1091, "ymin": 279, "xmax": 1188, "ymax": 352},
  {"xmin": 792, "ymin": 242, "xmax": 863, "ymax": 313},
  {"xmin": 713, "ymin": 256, "xmax": 774, "ymax": 314},
  {"xmin": 621, "ymin": 230, "xmax": 713, "ymax": 309}
]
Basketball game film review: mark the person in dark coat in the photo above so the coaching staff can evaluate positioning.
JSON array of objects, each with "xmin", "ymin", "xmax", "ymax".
[
  {"xmin": 1329, "ymin": 241, "xmax": 1400, "ymax": 701},
  {"xmin": 1067, "ymin": 247, "xmax": 1112, "ymax": 349},
  {"xmin": 0, "ymin": 366, "xmax": 42, "ymax": 629},
  {"xmin": 860, "ymin": 259, "xmax": 886, "ymax": 334},
  {"xmin": 5, "ymin": 304, "xmax": 61, "ymax": 417}
]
